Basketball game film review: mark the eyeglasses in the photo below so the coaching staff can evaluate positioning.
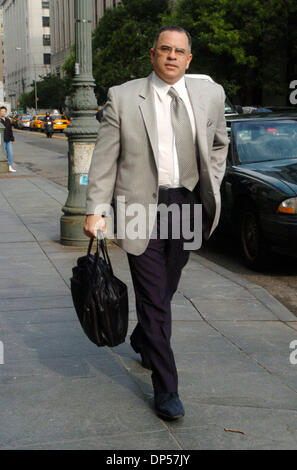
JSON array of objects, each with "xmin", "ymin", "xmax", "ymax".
[{"xmin": 156, "ymin": 45, "xmax": 188, "ymax": 56}]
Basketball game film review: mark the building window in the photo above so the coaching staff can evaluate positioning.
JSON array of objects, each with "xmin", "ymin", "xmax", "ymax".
[
  {"xmin": 113, "ymin": 0, "xmax": 116, "ymax": 7},
  {"xmin": 42, "ymin": 16, "xmax": 50, "ymax": 27},
  {"xmin": 43, "ymin": 53, "xmax": 51, "ymax": 65},
  {"xmin": 103, "ymin": 0, "xmax": 106, "ymax": 13},
  {"xmin": 42, "ymin": 1, "xmax": 49, "ymax": 8},
  {"xmin": 43, "ymin": 34, "xmax": 51, "ymax": 46}
]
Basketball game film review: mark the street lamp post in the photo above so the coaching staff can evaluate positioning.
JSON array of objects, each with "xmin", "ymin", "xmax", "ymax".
[
  {"xmin": 15, "ymin": 47, "xmax": 22, "ymax": 110},
  {"xmin": 32, "ymin": 56, "xmax": 38, "ymax": 114},
  {"xmin": 60, "ymin": 0, "xmax": 99, "ymax": 246}
]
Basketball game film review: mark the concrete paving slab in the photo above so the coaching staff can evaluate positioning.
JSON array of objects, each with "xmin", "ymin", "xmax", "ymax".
[
  {"xmin": 170, "ymin": 321, "xmax": 239, "ymax": 354},
  {"xmin": 0, "ymin": 232, "xmax": 36, "ymax": 243},
  {"xmin": 210, "ymin": 321, "xmax": 297, "ymax": 353},
  {"xmin": 167, "ymin": 403, "xmax": 297, "ymax": 449},
  {"xmin": 191, "ymin": 298, "xmax": 279, "ymax": 321},
  {"xmin": 0, "ymin": 353, "xmax": 128, "ymax": 384},
  {"xmin": 0, "ymin": 295, "xmax": 73, "ymax": 312},
  {"xmin": 0, "ymin": 307, "xmax": 76, "ymax": 326},
  {"xmin": 4, "ymin": 429, "xmax": 180, "ymax": 450},
  {"xmin": 0, "ymin": 376, "xmax": 163, "ymax": 449}
]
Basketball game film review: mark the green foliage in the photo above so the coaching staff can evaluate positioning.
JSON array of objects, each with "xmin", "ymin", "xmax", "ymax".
[
  {"xmin": 60, "ymin": 0, "xmax": 297, "ymax": 106},
  {"xmin": 20, "ymin": 74, "xmax": 69, "ymax": 111},
  {"xmin": 62, "ymin": 44, "xmax": 75, "ymax": 94},
  {"xmin": 20, "ymin": 92, "xmax": 34, "ymax": 110},
  {"xmin": 92, "ymin": 0, "xmax": 169, "ymax": 103},
  {"xmin": 163, "ymin": 0, "xmax": 297, "ymax": 104}
]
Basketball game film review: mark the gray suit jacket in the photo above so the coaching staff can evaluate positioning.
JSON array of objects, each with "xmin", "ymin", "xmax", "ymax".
[{"xmin": 86, "ymin": 73, "xmax": 229, "ymax": 255}]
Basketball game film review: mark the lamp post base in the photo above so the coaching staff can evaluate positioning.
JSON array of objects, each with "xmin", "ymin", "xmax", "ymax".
[
  {"xmin": 60, "ymin": 214, "xmax": 90, "ymax": 247},
  {"xmin": 0, "ymin": 160, "xmax": 9, "ymax": 174}
]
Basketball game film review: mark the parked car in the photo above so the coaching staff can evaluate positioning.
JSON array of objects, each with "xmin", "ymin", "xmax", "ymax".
[
  {"xmin": 185, "ymin": 73, "xmax": 238, "ymax": 116},
  {"xmin": 242, "ymin": 106, "xmax": 272, "ymax": 114},
  {"xmin": 40, "ymin": 114, "xmax": 70, "ymax": 133},
  {"xmin": 30, "ymin": 114, "xmax": 45, "ymax": 131},
  {"xmin": 265, "ymin": 106, "xmax": 297, "ymax": 113},
  {"xmin": 18, "ymin": 114, "xmax": 33, "ymax": 129},
  {"xmin": 218, "ymin": 113, "xmax": 297, "ymax": 269}
]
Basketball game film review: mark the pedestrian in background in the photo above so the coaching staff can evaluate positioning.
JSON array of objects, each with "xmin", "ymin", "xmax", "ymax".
[
  {"xmin": 1, "ymin": 106, "xmax": 16, "ymax": 172},
  {"xmin": 44, "ymin": 112, "xmax": 54, "ymax": 138},
  {"xmin": 96, "ymin": 108, "xmax": 103, "ymax": 123}
]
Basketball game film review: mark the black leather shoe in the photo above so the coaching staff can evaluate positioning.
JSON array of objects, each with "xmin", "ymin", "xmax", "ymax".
[
  {"xmin": 154, "ymin": 392, "xmax": 185, "ymax": 420},
  {"xmin": 130, "ymin": 338, "xmax": 152, "ymax": 370}
]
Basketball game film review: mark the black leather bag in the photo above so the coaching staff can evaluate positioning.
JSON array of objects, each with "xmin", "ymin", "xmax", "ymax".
[{"xmin": 70, "ymin": 235, "xmax": 129, "ymax": 347}]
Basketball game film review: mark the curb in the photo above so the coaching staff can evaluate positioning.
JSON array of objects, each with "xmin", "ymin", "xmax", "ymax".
[{"xmin": 191, "ymin": 253, "xmax": 296, "ymax": 322}]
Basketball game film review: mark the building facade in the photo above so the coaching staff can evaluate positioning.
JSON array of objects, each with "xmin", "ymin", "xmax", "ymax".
[
  {"xmin": 1, "ymin": 0, "xmax": 51, "ymax": 109},
  {"xmin": 0, "ymin": 7, "xmax": 4, "ymax": 102},
  {"xmin": 50, "ymin": 0, "xmax": 119, "ymax": 76}
]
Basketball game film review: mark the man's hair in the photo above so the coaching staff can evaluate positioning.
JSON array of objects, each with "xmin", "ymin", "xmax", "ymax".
[
  {"xmin": 0, "ymin": 106, "xmax": 7, "ymax": 111},
  {"xmin": 153, "ymin": 25, "xmax": 192, "ymax": 53}
]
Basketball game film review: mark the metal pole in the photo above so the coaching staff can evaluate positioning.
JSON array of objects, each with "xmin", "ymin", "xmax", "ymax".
[
  {"xmin": 15, "ymin": 47, "xmax": 21, "ymax": 111},
  {"xmin": 35, "ymin": 77, "xmax": 37, "ymax": 113},
  {"xmin": 33, "ymin": 59, "xmax": 38, "ymax": 113},
  {"xmin": 60, "ymin": 0, "xmax": 99, "ymax": 246}
]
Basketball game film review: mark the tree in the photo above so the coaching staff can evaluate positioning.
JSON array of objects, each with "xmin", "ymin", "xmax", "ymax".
[
  {"xmin": 163, "ymin": 0, "xmax": 297, "ymax": 105},
  {"xmin": 19, "ymin": 74, "xmax": 68, "ymax": 111},
  {"xmin": 62, "ymin": 44, "xmax": 75, "ymax": 96},
  {"xmin": 92, "ymin": 0, "xmax": 169, "ymax": 103}
]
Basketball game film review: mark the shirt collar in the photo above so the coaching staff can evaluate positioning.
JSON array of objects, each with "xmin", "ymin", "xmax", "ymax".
[{"xmin": 151, "ymin": 71, "xmax": 187, "ymax": 100}]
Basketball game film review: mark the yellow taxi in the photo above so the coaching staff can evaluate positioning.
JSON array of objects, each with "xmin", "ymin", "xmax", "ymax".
[
  {"xmin": 51, "ymin": 114, "xmax": 70, "ymax": 132},
  {"xmin": 30, "ymin": 114, "xmax": 46, "ymax": 131},
  {"xmin": 40, "ymin": 114, "xmax": 70, "ymax": 133},
  {"xmin": 11, "ymin": 114, "xmax": 21, "ymax": 128}
]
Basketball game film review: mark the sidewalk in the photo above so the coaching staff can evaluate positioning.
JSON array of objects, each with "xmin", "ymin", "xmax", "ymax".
[{"xmin": 0, "ymin": 165, "xmax": 297, "ymax": 450}]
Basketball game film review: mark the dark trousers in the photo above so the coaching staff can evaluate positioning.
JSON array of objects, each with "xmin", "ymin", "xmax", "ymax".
[{"xmin": 127, "ymin": 187, "xmax": 199, "ymax": 394}]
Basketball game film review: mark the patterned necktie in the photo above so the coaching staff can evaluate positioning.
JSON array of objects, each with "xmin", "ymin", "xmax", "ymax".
[{"xmin": 168, "ymin": 87, "xmax": 199, "ymax": 191}]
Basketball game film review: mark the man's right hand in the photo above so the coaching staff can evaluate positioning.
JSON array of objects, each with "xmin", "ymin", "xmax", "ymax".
[{"xmin": 84, "ymin": 215, "xmax": 106, "ymax": 238}]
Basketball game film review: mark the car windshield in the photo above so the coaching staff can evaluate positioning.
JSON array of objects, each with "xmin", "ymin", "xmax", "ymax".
[
  {"xmin": 232, "ymin": 120, "xmax": 297, "ymax": 163},
  {"xmin": 52, "ymin": 115, "xmax": 64, "ymax": 120}
]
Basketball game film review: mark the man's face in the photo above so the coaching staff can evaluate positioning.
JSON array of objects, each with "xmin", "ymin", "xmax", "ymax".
[
  {"xmin": 150, "ymin": 30, "xmax": 192, "ymax": 84},
  {"xmin": 0, "ymin": 108, "xmax": 6, "ymax": 118}
]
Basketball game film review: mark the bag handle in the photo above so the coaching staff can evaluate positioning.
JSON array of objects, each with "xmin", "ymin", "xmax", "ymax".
[{"xmin": 87, "ymin": 231, "xmax": 114, "ymax": 277}]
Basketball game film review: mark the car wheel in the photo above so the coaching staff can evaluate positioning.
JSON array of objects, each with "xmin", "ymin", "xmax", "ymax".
[{"xmin": 239, "ymin": 206, "xmax": 268, "ymax": 270}]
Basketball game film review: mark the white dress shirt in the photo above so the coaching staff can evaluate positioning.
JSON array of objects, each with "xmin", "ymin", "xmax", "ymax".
[{"xmin": 151, "ymin": 71, "xmax": 197, "ymax": 188}]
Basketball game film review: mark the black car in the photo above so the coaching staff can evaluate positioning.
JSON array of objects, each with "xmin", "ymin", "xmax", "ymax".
[{"xmin": 219, "ymin": 113, "xmax": 297, "ymax": 269}]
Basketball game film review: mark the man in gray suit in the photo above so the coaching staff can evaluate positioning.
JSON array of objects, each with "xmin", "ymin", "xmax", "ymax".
[{"xmin": 84, "ymin": 25, "xmax": 229, "ymax": 420}]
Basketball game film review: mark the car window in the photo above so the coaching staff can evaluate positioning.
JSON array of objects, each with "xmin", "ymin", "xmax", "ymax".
[{"xmin": 232, "ymin": 120, "xmax": 297, "ymax": 163}]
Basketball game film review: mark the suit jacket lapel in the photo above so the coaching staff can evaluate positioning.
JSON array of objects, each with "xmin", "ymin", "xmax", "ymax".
[{"xmin": 139, "ymin": 74, "xmax": 159, "ymax": 169}]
